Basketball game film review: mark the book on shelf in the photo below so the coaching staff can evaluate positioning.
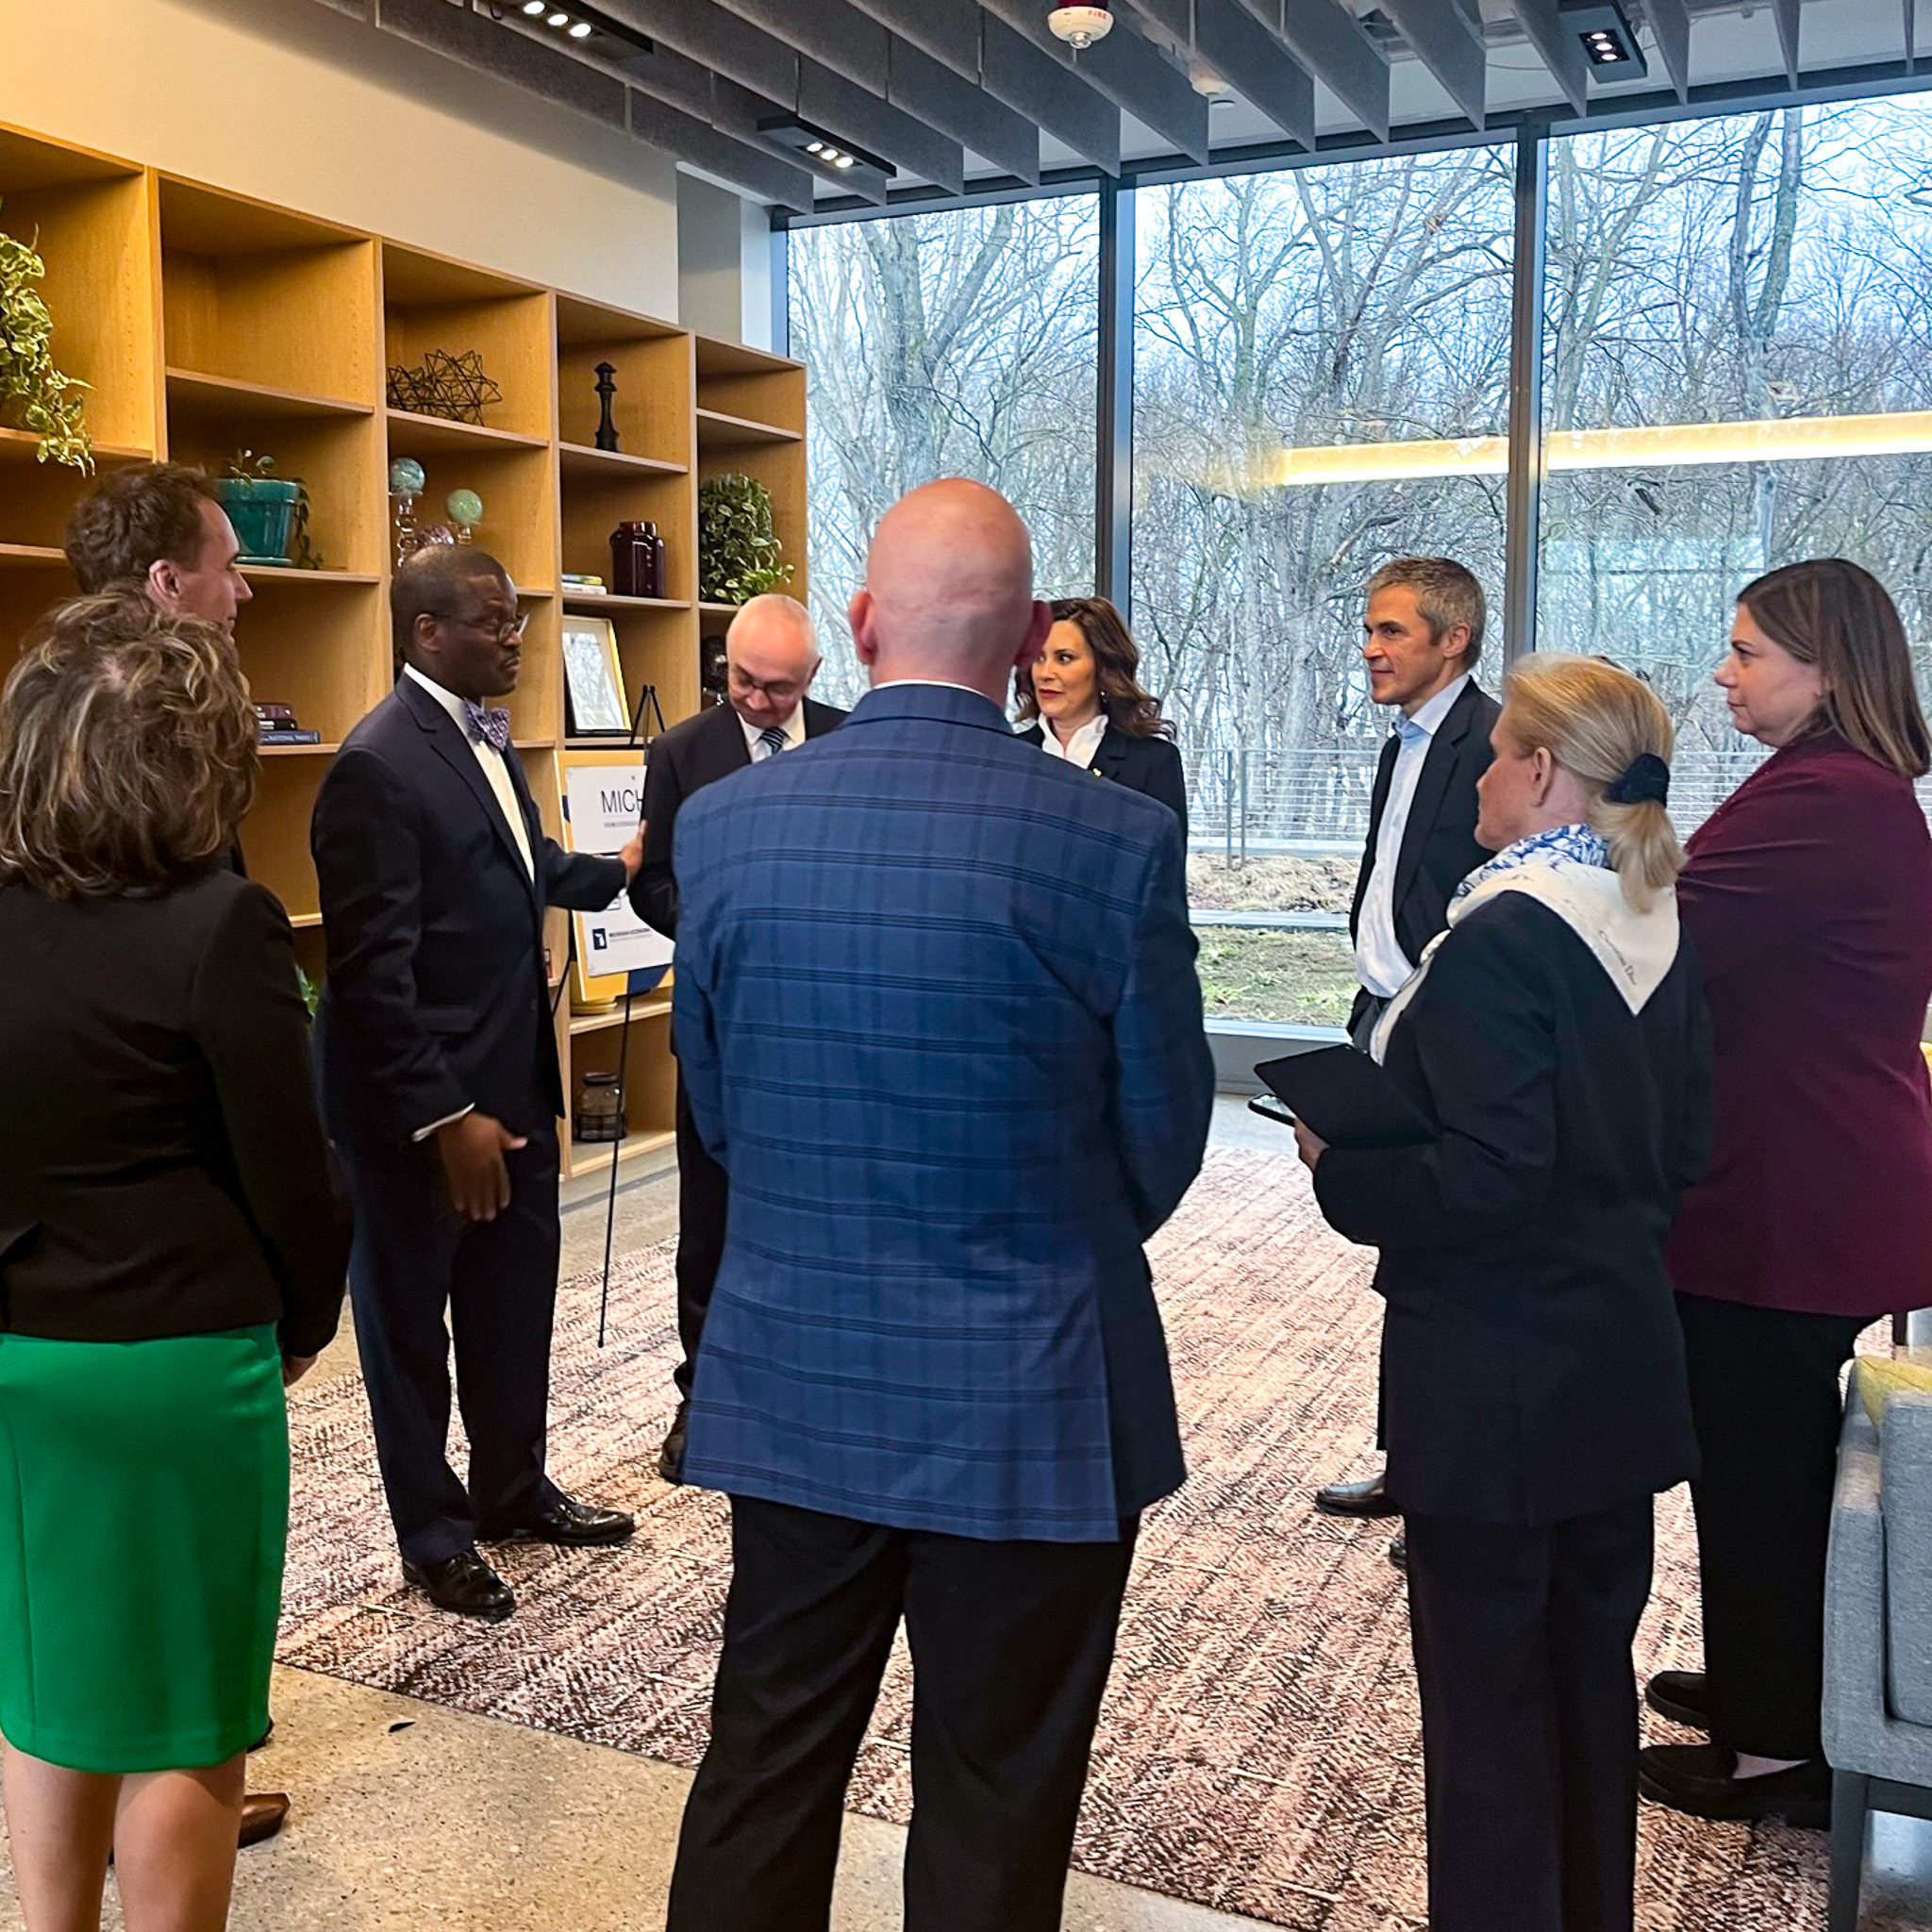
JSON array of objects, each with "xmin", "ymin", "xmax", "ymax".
[
  {"xmin": 255, "ymin": 703, "xmax": 297, "ymax": 725},
  {"xmin": 260, "ymin": 728, "xmax": 324, "ymax": 745}
]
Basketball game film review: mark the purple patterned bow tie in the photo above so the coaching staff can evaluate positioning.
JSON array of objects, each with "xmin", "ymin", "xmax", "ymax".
[{"xmin": 463, "ymin": 700, "xmax": 512, "ymax": 753}]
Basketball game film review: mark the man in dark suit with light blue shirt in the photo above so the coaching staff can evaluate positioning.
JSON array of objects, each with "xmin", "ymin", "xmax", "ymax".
[
  {"xmin": 1318, "ymin": 557, "xmax": 1499, "ymax": 1538},
  {"xmin": 664, "ymin": 480, "xmax": 1214, "ymax": 1932}
]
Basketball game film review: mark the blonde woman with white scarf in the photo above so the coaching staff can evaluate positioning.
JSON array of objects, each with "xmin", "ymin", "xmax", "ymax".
[{"xmin": 1295, "ymin": 655, "xmax": 1712, "ymax": 1932}]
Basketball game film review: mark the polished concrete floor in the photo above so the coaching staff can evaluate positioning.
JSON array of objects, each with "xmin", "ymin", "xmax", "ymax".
[{"xmin": 4, "ymin": 1098, "xmax": 1929, "ymax": 1929}]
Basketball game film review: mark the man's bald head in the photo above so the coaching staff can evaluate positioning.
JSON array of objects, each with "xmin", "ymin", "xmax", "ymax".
[
  {"xmin": 849, "ymin": 480, "xmax": 1049, "ymax": 701},
  {"xmin": 725, "ymin": 593, "xmax": 821, "ymax": 731}
]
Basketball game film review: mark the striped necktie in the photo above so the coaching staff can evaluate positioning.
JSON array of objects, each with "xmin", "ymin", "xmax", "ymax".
[{"xmin": 757, "ymin": 725, "xmax": 788, "ymax": 759}]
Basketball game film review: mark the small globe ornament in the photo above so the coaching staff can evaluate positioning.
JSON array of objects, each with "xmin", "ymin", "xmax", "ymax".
[
  {"xmin": 446, "ymin": 488, "xmax": 483, "ymax": 535},
  {"xmin": 389, "ymin": 457, "xmax": 425, "ymax": 494}
]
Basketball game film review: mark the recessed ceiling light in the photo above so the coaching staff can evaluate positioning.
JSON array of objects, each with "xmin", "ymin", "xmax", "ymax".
[
  {"xmin": 567, "ymin": 18, "xmax": 592, "ymax": 34},
  {"xmin": 522, "ymin": 1, "xmax": 545, "ymax": 11},
  {"xmin": 834, "ymin": 154, "xmax": 855, "ymax": 168},
  {"xmin": 547, "ymin": 9, "xmax": 569, "ymax": 25}
]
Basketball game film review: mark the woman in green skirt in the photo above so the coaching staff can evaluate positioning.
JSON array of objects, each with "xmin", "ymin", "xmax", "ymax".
[{"xmin": 0, "ymin": 591, "xmax": 348, "ymax": 1929}]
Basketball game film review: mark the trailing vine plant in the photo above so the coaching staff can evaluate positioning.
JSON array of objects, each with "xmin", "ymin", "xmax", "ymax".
[{"xmin": 0, "ymin": 200, "xmax": 92, "ymax": 471}]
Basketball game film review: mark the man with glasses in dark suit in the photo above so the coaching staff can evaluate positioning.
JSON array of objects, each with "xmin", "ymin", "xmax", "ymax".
[
  {"xmin": 628, "ymin": 593, "xmax": 844, "ymax": 1482},
  {"xmin": 312, "ymin": 547, "xmax": 643, "ymax": 1620}
]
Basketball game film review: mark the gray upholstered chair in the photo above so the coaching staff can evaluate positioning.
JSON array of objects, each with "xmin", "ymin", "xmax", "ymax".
[{"xmin": 1824, "ymin": 1363, "xmax": 1932, "ymax": 1931}]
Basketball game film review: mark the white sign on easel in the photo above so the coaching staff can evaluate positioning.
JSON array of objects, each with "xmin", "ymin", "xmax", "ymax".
[{"xmin": 560, "ymin": 753, "xmax": 674, "ymax": 1001}]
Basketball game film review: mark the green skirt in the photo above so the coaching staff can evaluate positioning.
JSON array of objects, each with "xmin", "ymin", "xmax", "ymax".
[{"xmin": 0, "ymin": 1325, "xmax": 287, "ymax": 1773}]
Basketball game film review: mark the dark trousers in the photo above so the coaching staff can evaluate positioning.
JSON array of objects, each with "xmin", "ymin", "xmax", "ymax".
[
  {"xmin": 1349, "ymin": 991, "xmax": 1391, "ymax": 1454},
  {"xmin": 666, "ymin": 1496, "xmax": 1138, "ymax": 1932},
  {"xmin": 341, "ymin": 1126, "xmax": 564, "ymax": 1566},
  {"xmin": 1404, "ymin": 1499, "xmax": 1655, "ymax": 1932},
  {"xmin": 672, "ymin": 1071, "xmax": 727, "ymax": 1400},
  {"xmin": 1676, "ymin": 1291, "xmax": 1867, "ymax": 1761}
]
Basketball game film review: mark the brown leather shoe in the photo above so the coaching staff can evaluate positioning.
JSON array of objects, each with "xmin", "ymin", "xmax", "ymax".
[{"xmin": 240, "ymin": 1791, "xmax": 291, "ymax": 1849}]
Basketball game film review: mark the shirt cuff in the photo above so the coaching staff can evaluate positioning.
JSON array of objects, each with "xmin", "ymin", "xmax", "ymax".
[{"xmin": 413, "ymin": 1103, "xmax": 475, "ymax": 1142}]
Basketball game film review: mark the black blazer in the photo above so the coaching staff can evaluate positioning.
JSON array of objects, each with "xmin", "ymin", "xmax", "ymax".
[
  {"xmin": 630, "ymin": 696, "xmax": 846, "ymax": 940},
  {"xmin": 311, "ymin": 675, "xmax": 627, "ymax": 1149},
  {"xmin": 1348, "ymin": 679, "xmax": 1501, "ymax": 1004},
  {"xmin": 1016, "ymin": 723, "xmax": 1189, "ymax": 844},
  {"xmin": 0, "ymin": 870, "xmax": 349, "ymax": 1355},
  {"xmin": 1314, "ymin": 890, "xmax": 1711, "ymax": 1526}
]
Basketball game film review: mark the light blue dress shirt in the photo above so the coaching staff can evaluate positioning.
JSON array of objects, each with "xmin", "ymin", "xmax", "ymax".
[{"xmin": 1354, "ymin": 673, "xmax": 1471, "ymax": 1000}]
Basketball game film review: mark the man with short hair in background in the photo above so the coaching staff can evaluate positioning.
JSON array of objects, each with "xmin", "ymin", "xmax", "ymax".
[
  {"xmin": 61, "ymin": 461, "xmax": 282, "ymax": 1846},
  {"xmin": 627, "ymin": 591, "xmax": 844, "ymax": 1482},
  {"xmin": 1314, "ymin": 556, "xmax": 1501, "ymax": 1548}
]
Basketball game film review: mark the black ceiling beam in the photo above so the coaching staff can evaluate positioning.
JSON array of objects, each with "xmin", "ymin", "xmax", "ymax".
[
  {"xmin": 627, "ymin": 90, "xmax": 819, "ymax": 213},
  {"xmin": 1115, "ymin": 0, "xmax": 1317, "ymax": 150},
  {"xmin": 1773, "ymin": 0, "xmax": 1803, "ymax": 84},
  {"xmin": 1643, "ymin": 0, "xmax": 1692, "ymax": 102},
  {"xmin": 978, "ymin": 0, "xmax": 1211, "ymax": 163},
  {"xmin": 1377, "ymin": 0, "xmax": 1488, "ymax": 127},
  {"xmin": 1237, "ymin": 0, "xmax": 1389, "ymax": 141},
  {"xmin": 594, "ymin": 0, "xmax": 964, "ymax": 189},
  {"xmin": 700, "ymin": 0, "xmax": 1036, "ymax": 180},
  {"xmin": 980, "ymin": 16, "xmax": 1123, "ymax": 173},
  {"xmin": 376, "ymin": 0, "xmax": 626, "ymax": 127},
  {"xmin": 1507, "ymin": 0, "xmax": 1591, "ymax": 113},
  {"xmin": 891, "ymin": 39, "xmax": 1041, "ymax": 182},
  {"xmin": 841, "ymin": 0, "xmax": 983, "ymax": 79}
]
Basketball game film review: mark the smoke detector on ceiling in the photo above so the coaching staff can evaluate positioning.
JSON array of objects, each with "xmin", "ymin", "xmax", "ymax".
[{"xmin": 1047, "ymin": 7, "xmax": 1114, "ymax": 53}]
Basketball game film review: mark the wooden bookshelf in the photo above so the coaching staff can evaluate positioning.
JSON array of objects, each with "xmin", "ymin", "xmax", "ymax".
[{"xmin": 0, "ymin": 118, "xmax": 808, "ymax": 1181}]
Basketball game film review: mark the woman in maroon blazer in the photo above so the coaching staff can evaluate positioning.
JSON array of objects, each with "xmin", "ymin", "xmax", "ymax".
[{"xmin": 1639, "ymin": 559, "xmax": 1932, "ymax": 1828}]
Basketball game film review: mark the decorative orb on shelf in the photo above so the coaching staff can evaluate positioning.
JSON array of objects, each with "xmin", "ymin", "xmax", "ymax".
[
  {"xmin": 446, "ymin": 488, "xmax": 484, "ymax": 542},
  {"xmin": 389, "ymin": 457, "xmax": 425, "ymax": 495}
]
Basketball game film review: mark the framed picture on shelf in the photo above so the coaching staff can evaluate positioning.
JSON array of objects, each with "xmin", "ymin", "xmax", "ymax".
[{"xmin": 561, "ymin": 614, "xmax": 629, "ymax": 737}]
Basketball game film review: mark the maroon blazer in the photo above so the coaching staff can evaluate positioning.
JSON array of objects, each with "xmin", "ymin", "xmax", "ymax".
[{"xmin": 1668, "ymin": 730, "xmax": 1932, "ymax": 1316}]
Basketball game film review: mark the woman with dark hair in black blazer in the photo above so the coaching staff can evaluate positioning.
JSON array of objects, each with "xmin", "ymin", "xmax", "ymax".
[
  {"xmin": 1015, "ymin": 596, "xmax": 1188, "ymax": 841},
  {"xmin": 0, "ymin": 591, "xmax": 348, "ymax": 1931},
  {"xmin": 1296, "ymin": 654, "xmax": 1712, "ymax": 1932}
]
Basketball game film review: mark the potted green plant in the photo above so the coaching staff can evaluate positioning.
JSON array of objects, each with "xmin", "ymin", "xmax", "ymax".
[
  {"xmin": 0, "ymin": 198, "xmax": 92, "ymax": 470},
  {"xmin": 698, "ymin": 473, "xmax": 793, "ymax": 606},
  {"xmin": 215, "ymin": 452, "xmax": 303, "ymax": 564}
]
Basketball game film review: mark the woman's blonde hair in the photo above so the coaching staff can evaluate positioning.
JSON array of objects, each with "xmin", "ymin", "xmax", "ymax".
[
  {"xmin": 1503, "ymin": 654, "xmax": 1685, "ymax": 909},
  {"xmin": 0, "ymin": 591, "xmax": 258, "ymax": 899}
]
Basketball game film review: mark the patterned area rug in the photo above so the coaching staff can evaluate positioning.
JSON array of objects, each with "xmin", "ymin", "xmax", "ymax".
[{"xmin": 279, "ymin": 1148, "xmax": 1848, "ymax": 1929}]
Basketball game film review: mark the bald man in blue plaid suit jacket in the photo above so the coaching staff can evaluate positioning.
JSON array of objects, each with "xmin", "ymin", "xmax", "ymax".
[{"xmin": 664, "ymin": 481, "xmax": 1214, "ymax": 1932}]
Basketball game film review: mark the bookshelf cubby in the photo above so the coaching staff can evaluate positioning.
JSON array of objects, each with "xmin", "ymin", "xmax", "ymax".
[{"xmin": 0, "ymin": 118, "xmax": 807, "ymax": 1181}]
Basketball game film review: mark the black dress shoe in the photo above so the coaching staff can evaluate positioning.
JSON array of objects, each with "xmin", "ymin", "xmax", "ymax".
[
  {"xmin": 1645, "ymin": 1669, "xmax": 1710, "ymax": 1730},
  {"xmin": 658, "ymin": 1404, "xmax": 689, "ymax": 1485},
  {"xmin": 1388, "ymin": 1534, "xmax": 1407, "ymax": 1571},
  {"xmin": 1638, "ymin": 1741, "xmax": 1830, "ymax": 1829},
  {"xmin": 403, "ymin": 1548, "xmax": 515, "ymax": 1621},
  {"xmin": 479, "ymin": 1493, "xmax": 635, "ymax": 1548},
  {"xmin": 1314, "ymin": 1472, "xmax": 1402, "ymax": 1519}
]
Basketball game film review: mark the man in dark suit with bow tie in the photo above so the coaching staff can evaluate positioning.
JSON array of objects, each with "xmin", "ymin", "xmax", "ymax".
[
  {"xmin": 629, "ymin": 593, "xmax": 844, "ymax": 1482},
  {"xmin": 312, "ymin": 548, "xmax": 643, "ymax": 1620},
  {"xmin": 1315, "ymin": 557, "xmax": 1500, "ymax": 1543}
]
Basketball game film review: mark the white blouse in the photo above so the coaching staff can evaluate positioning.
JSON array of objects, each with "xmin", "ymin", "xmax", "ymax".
[{"xmin": 1035, "ymin": 714, "xmax": 1108, "ymax": 768}]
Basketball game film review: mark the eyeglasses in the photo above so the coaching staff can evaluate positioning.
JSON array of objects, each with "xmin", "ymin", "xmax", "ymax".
[{"xmin": 451, "ymin": 610, "xmax": 529, "ymax": 647}]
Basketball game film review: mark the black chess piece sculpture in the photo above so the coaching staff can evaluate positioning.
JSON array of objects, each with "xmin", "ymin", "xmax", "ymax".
[{"xmin": 594, "ymin": 362, "xmax": 620, "ymax": 452}]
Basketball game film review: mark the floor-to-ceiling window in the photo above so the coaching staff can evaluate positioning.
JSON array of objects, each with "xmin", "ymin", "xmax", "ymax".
[
  {"xmin": 785, "ymin": 75, "xmax": 1932, "ymax": 1031},
  {"xmin": 787, "ymin": 193, "xmax": 1100, "ymax": 708},
  {"xmin": 1133, "ymin": 149, "xmax": 1514, "ymax": 1024},
  {"xmin": 1539, "ymin": 97, "xmax": 1932, "ymax": 824}
]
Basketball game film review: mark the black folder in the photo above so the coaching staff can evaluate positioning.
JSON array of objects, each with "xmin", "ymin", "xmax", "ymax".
[{"xmin": 1253, "ymin": 1047, "xmax": 1435, "ymax": 1150}]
